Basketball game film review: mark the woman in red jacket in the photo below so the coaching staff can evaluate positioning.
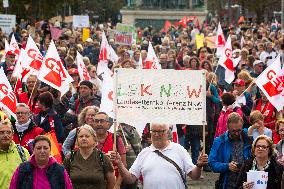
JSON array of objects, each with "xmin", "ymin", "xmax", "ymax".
[{"xmin": 13, "ymin": 103, "xmax": 44, "ymax": 154}]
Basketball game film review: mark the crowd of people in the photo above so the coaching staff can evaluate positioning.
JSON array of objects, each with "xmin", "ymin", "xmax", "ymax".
[{"xmin": 0, "ymin": 17, "xmax": 284, "ymax": 189}]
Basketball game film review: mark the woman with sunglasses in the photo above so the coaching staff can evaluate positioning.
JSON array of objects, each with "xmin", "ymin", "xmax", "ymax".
[{"xmin": 237, "ymin": 135, "xmax": 283, "ymax": 189}]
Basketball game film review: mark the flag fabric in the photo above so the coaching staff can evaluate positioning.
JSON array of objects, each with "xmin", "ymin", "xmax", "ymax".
[
  {"xmin": 76, "ymin": 51, "xmax": 91, "ymax": 81},
  {"xmin": 99, "ymin": 71, "xmax": 114, "ymax": 118},
  {"xmin": 9, "ymin": 34, "xmax": 20, "ymax": 57},
  {"xmin": 108, "ymin": 45, "xmax": 119, "ymax": 63},
  {"xmin": 218, "ymin": 36, "xmax": 238, "ymax": 84},
  {"xmin": 0, "ymin": 67, "xmax": 17, "ymax": 118},
  {"xmin": 238, "ymin": 16, "xmax": 245, "ymax": 24},
  {"xmin": 240, "ymin": 36, "xmax": 245, "ymax": 48},
  {"xmin": 38, "ymin": 40, "xmax": 73, "ymax": 96},
  {"xmin": 97, "ymin": 31, "xmax": 110, "ymax": 76},
  {"xmin": 163, "ymin": 20, "xmax": 172, "ymax": 32},
  {"xmin": 137, "ymin": 53, "xmax": 143, "ymax": 69},
  {"xmin": 12, "ymin": 48, "xmax": 31, "ymax": 81},
  {"xmin": 144, "ymin": 41, "xmax": 161, "ymax": 69},
  {"xmin": 216, "ymin": 22, "xmax": 226, "ymax": 57},
  {"xmin": 24, "ymin": 36, "xmax": 44, "ymax": 74},
  {"xmin": 255, "ymin": 55, "xmax": 284, "ymax": 111},
  {"xmin": 194, "ymin": 18, "xmax": 200, "ymax": 29},
  {"xmin": 171, "ymin": 125, "xmax": 179, "ymax": 143},
  {"xmin": 50, "ymin": 25, "xmax": 63, "ymax": 40}
]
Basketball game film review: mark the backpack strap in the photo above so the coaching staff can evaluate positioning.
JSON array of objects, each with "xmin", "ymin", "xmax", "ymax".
[{"xmin": 16, "ymin": 144, "xmax": 27, "ymax": 162}]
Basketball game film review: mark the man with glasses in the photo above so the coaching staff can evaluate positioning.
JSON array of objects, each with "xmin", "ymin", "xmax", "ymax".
[
  {"xmin": 94, "ymin": 112, "xmax": 127, "ymax": 189},
  {"xmin": 0, "ymin": 120, "xmax": 30, "ymax": 189},
  {"xmin": 13, "ymin": 103, "xmax": 44, "ymax": 154},
  {"xmin": 110, "ymin": 123, "xmax": 208, "ymax": 189},
  {"xmin": 209, "ymin": 113, "xmax": 253, "ymax": 189}
]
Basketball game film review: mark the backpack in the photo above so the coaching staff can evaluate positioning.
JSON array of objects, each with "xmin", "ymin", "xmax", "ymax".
[{"xmin": 16, "ymin": 144, "xmax": 27, "ymax": 162}]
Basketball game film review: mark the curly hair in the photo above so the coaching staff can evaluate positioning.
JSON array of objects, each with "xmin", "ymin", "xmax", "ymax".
[
  {"xmin": 78, "ymin": 106, "xmax": 99, "ymax": 126},
  {"xmin": 252, "ymin": 135, "xmax": 274, "ymax": 157}
]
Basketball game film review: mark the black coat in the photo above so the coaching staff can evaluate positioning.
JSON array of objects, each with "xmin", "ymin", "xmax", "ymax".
[{"xmin": 237, "ymin": 156, "xmax": 283, "ymax": 189}]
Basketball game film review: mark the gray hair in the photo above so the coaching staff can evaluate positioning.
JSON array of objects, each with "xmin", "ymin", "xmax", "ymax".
[
  {"xmin": 77, "ymin": 124, "xmax": 97, "ymax": 142},
  {"xmin": 150, "ymin": 123, "xmax": 170, "ymax": 130},
  {"xmin": 16, "ymin": 103, "xmax": 31, "ymax": 113}
]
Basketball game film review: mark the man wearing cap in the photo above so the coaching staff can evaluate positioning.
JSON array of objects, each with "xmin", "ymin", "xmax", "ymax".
[
  {"xmin": 6, "ymin": 66, "xmax": 16, "ymax": 86},
  {"xmin": 232, "ymin": 79, "xmax": 253, "ymax": 128},
  {"xmin": 0, "ymin": 51, "xmax": 15, "ymax": 75},
  {"xmin": 69, "ymin": 80, "xmax": 101, "ymax": 114},
  {"xmin": 68, "ymin": 68, "xmax": 80, "ymax": 94},
  {"xmin": 82, "ymin": 38, "xmax": 98, "ymax": 65},
  {"xmin": 250, "ymin": 60, "xmax": 265, "ymax": 78}
]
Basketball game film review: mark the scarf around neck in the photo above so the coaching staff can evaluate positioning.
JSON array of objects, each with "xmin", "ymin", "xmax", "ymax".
[{"xmin": 15, "ymin": 119, "xmax": 31, "ymax": 133}]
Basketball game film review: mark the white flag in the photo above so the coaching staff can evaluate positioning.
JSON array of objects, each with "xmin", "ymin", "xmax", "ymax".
[
  {"xmin": 240, "ymin": 36, "xmax": 245, "ymax": 48},
  {"xmin": 0, "ymin": 67, "xmax": 17, "ymax": 118},
  {"xmin": 97, "ymin": 31, "xmax": 110, "ymax": 76},
  {"xmin": 216, "ymin": 22, "xmax": 226, "ymax": 57},
  {"xmin": 255, "ymin": 55, "xmax": 284, "ymax": 111},
  {"xmin": 9, "ymin": 34, "xmax": 20, "ymax": 57},
  {"xmin": 108, "ymin": 45, "xmax": 119, "ymax": 63},
  {"xmin": 145, "ymin": 41, "xmax": 161, "ymax": 69},
  {"xmin": 12, "ymin": 48, "xmax": 31, "ymax": 82},
  {"xmin": 99, "ymin": 71, "xmax": 114, "ymax": 118},
  {"xmin": 218, "ymin": 36, "xmax": 238, "ymax": 84},
  {"xmin": 24, "ymin": 35, "xmax": 44, "ymax": 74},
  {"xmin": 76, "ymin": 51, "xmax": 91, "ymax": 81},
  {"xmin": 38, "ymin": 41, "xmax": 73, "ymax": 96}
]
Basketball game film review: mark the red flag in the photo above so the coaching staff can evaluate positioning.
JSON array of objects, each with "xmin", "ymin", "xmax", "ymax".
[
  {"xmin": 194, "ymin": 18, "xmax": 200, "ymax": 29},
  {"xmin": 0, "ymin": 67, "xmax": 17, "ymax": 118},
  {"xmin": 163, "ymin": 20, "xmax": 172, "ymax": 32},
  {"xmin": 97, "ymin": 31, "xmax": 111, "ymax": 76},
  {"xmin": 76, "ymin": 51, "xmax": 91, "ymax": 81}
]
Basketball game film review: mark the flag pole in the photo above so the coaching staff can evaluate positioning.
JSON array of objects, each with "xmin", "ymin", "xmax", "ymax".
[
  {"xmin": 232, "ymin": 79, "xmax": 255, "ymax": 106},
  {"xmin": 27, "ymin": 78, "xmax": 39, "ymax": 106}
]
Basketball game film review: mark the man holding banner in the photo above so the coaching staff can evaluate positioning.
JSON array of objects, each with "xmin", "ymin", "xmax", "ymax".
[{"xmin": 110, "ymin": 123, "xmax": 208, "ymax": 189}]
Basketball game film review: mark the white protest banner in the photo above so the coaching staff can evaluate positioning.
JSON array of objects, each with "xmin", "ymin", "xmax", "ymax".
[
  {"xmin": 0, "ymin": 67, "xmax": 17, "ymax": 118},
  {"xmin": 247, "ymin": 170, "xmax": 268, "ymax": 189},
  {"xmin": 0, "ymin": 14, "xmax": 15, "ymax": 34},
  {"xmin": 73, "ymin": 15, "xmax": 89, "ymax": 28},
  {"xmin": 114, "ymin": 69, "xmax": 206, "ymax": 125}
]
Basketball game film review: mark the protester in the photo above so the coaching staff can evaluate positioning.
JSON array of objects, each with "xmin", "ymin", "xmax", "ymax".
[
  {"xmin": 110, "ymin": 123, "xmax": 208, "ymax": 189},
  {"xmin": 214, "ymin": 93, "xmax": 243, "ymax": 138},
  {"xmin": 34, "ymin": 91, "xmax": 65, "ymax": 143},
  {"xmin": 13, "ymin": 103, "xmax": 44, "ymax": 153},
  {"xmin": 62, "ymin": 105, "xmax": 99, "ymax": 157},
  {"xmin": 9, "ymin": 135, "xmax": 73, "ymax": 189},
  {"xmin": 0, "ymin": 120, "xmax": 30, "ymax": 189},
  {"xmin": 237, "ymin": 135, "xmax": 283, "ymax": 189},
  {"xmin": 209, "ymin": 113, "xmax": 253, "ymax": 189},
  {"xmin": 64, "ymin": 125, "xmax": 115, "ymax": 189},
  {"xmin": 275, "ymin": 120, "xmax": 284, "ymax": 165},
  {"xmin": 247, "ymin": 110, "xmax": 272, "ymax": 140}
]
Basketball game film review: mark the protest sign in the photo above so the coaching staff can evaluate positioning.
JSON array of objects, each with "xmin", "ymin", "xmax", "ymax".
[
  {"xmin": 196, "ymin": 34, "xmax": 204, "ymax": 49},
  {"xmin": 73, "ymin": 15, "xmax": 89, "ymax": 28},
  {"xmin": 247, "ymin": 170, "xmax": 268, "ymax": 189},
  {"xmin": 0, "ymin": 14, "xmax": 16, "ymax": 34},
  {"xmin": 82, "ymin": 28, "xmax": 90, "ymax": 42},
  {"xmin": 115, "ymin": 31, "xmax": 133, "ymax": 45},
  {"xmin": 115, "ymin": 23, "xmax": 136, "ymax": 45},
  {"xmin": 114, "ymin": 69, "xmax": 206, "ymax": 125}
]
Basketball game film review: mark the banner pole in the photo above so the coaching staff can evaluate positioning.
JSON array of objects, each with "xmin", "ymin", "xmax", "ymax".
[
  {"xmin": 202, "ymin": 71, "xmax": 207, "ymax": 154},
  {"xmin": 113, "ymin": 69, "xmax": 118, "ymax": 152}
]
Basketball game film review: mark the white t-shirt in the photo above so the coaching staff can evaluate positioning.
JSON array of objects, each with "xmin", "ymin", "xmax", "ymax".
[{"xmin": 129, "ymin": 142, "xmax": 196, "ymax": 189}]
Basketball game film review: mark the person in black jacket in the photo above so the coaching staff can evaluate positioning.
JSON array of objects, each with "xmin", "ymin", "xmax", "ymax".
[
  {"xmin": 237, "ymin": 135, "xmax": 283, "ymax": 189},
  {"xmin": 33, "ymin": 91, "xmax": 65, "ymax": 143}
]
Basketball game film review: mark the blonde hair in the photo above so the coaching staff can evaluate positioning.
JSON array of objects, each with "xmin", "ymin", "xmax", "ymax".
[
  {"xmin": 78, "ymin": 106, "xmax": 99, "ymax": 126},
  {"xmin": 237, "ymin": 70, "xmax": 253, "ymax": 85},
  {"xmin": 275, "ymin": 119, "xmax": 284, "ymax": 134},
  {"xmin": 249, "ymin": 110, "xmax": 264, "ymax": 125}
]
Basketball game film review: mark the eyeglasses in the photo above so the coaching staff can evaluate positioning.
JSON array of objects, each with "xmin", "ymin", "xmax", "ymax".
[
  {"xmin": 150, "ymin": 130, "xmax": 168, "ymax": 134},
  {"xmin": 279, "ymin": 129, "xmax": 284, "ymax": 133},
  {"xmin": 0, "ymin": 130, "xmax": 12, "ymax": 135},
  {"xmin": 255, "ymin": 145, "xmax": 269, "ymax": 150},
  {"xmin": 94, "ymin": 119, "xmax": 108, "ymax": 123},
  {"xmin": 16, "ymin": 112, "xmax": 29, "ymax": 115},
  {"xmin": 230, "ymin": 129, "xmax": 242, "ymax": 134},
  {"xmin": 201, "ymin": 50, "xmax": 207, "ymax": 53}
]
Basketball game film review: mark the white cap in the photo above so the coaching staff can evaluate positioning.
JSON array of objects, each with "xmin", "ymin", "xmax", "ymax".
[{"xmin": 86, "ymin": 38, "xmax": 93, "ymax": 43}]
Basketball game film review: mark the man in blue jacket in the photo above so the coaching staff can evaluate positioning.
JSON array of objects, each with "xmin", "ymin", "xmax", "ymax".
[{"xmin": 208, "ymin": 112, "xmax": 253, "ymax": 189}]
